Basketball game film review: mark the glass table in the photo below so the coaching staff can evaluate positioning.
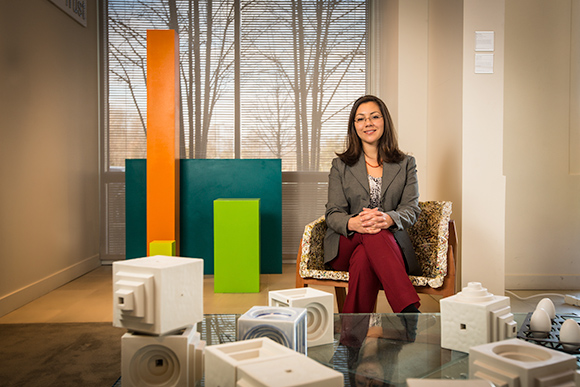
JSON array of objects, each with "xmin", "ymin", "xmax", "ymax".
[
  {"xmin": 114, "ymin": 313, "xmax": 538, "ymax": 387},
  {"xmin": 201, "ymin": 312, "xmax": 474, "ymax": 386}
]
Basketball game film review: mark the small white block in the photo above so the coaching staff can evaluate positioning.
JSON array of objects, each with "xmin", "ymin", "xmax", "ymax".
[
  {"xmin": 236, "ymin": 351, "xmax": 344, "ymax": 387},
  {"xmin": 113, "ymin": 255, "xmax": 204, "ymax": 335},
  {"xmin": 469, "ymin": 339, "xmax": 577, "ymax": 387},
  {"xmin": 238, "ymin": 306, "xmax": 308, "ymax": 354},
  {"xmin": 269, "ymin": 288, "xmax": 334, "ymax": 347},
  {"xmin": 122, "ymin": 325, "xmax": 197, "ymax": 387},
  {"xmin": 204, "ymin": 337, "xmax": 298, "ymax": 387}
]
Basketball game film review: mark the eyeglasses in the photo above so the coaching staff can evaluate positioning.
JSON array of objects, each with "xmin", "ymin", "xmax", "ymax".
[{"xmin": 354, "ymin": 114, "xmax": 383, "ymax": 125}]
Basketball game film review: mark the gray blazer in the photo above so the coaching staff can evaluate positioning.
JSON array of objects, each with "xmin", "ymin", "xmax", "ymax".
[{"xmin": 324, "ymin": 154, "xmax": 421, "ymax": 268}]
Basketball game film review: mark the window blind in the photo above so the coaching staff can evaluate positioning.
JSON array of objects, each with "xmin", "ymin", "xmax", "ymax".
[{"xmin": 101, "ymin": 0, "xmax": 366, "ymax": 261}]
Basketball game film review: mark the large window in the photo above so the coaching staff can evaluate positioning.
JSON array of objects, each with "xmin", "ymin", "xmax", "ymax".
[{"xmin": 101, "ymin": 0, "xmax": 367, "ymax": 261}]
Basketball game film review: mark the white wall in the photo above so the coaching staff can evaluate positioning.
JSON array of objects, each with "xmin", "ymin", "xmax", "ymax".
[
  {"xmin": 374, "ymin": 0, "xmax": 466, "ymax": 290},
  {"xmin": 426, "ymin": 0, "xmax": 464, "ymax": 287},
  {"xmin": 461, "ymin": 0, "xmax": 506, "ymax": 295},
  {"xmin": 504, "ymin": 0, "xmax": 580, "ymax": 289},
  {"xmin": 376, "ymin": 0, "xmax": 580, "ymax": 294},
  {"xmin": 0, "ymin": 0, "xmax": 100, "ymax": 316}
]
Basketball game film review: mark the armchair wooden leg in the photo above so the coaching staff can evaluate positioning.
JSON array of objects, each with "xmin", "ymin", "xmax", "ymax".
[
  {"xmin": 295, "ymin": 240, "xmax": 305, "ymax": 288},
  {"xmin": 335, "ymin": 287, "xmax": 346, "ymax": 313}
]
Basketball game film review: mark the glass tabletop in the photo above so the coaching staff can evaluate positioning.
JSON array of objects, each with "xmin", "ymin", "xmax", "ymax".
[
  {"xmin": 114, "ymin": 313, "xmax": 536, "ymax": 387},
  {"xmin": 199, "ymin": 313, "xmax": 468, "ymax": 386}
]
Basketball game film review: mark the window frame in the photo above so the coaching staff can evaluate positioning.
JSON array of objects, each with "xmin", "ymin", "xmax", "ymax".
[{"xmin": 99, "ymin": 0, "xmax": 371, "ymax": 262}]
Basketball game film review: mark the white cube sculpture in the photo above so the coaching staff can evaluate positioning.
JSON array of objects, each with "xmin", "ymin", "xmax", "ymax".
[
  {"xmin": 236, "ymin": 351, "xmax": 344, "ymax": 387},
  {"xmin": 113, "ymin": 255, "xmax": 204, "ymax": 335},
  {"xmin": 238, "ymin": 306, "xmax": 308, "ymax": 354},
  {"xmin": 440, "ymin": 282, "xmax": 517, "ymax": 353},
  {"xmin": 269, "ymin": 288, "xmax": 334, "ymax": 347},
  {"xmin": 122, "ymin": 325, "xmax": 202, "ymax": 387},
  {"xmin": 205, "ymin": 337, "xmax": 299, "ymax": 387},
  {"xmin": 469, "ymin": 338, "xmax": 577, "ymax": 386}
]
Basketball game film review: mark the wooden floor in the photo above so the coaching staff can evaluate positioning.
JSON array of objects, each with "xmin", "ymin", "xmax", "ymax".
[{"xmin": 0, "ymin": 264, "xmax": 578, "ymax": 323}]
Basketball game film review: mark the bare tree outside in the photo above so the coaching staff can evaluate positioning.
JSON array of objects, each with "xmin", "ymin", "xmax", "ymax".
[
  {"xmin": 106, "ymin": 0, "xmax": 365, "ymax": 171},
  {"xmin": 239, "ymin": 0, "xmax": 365, "ymax": 171},
  {"xmin": 248, "ymin": 85, "xmax": 296, "ymax": 159},
  {"xmin": 108, "ymin": 0, "xmax": 239, "ymax": 162},
  {"xmin": 102, "ymin": 0, "xmax": 365, "ymax": 261}
]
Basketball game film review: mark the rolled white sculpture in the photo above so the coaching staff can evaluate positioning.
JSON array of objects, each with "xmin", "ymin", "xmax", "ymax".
[
  {"xmin": 269, "ymin": 288, "xmax": 334, "ymax": 347},
  {"xmin": 559, "ymin": 318, "xmax": 580, "ymax": 351},
  {"xmin": 529, "ymin": 308, "xmax": 551, "ymax": 338},
  {"xmin": 536, "ymin": 298, "xmax": 556, "ymax": 320},
  {"xmin": 122, "ymin": 325, "xmax": 203, "ymax": 387},
  {"xmin": 238, "ymin": 306, "xmax": 308, "ymax": 354}
]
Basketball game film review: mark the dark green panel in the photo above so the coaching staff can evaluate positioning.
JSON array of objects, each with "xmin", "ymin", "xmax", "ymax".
[
  {"xmin": 180, "ymin": 159, "xmax": 282, "ymax": 275},
  {"xmin": 125, "ymin": 159, "xmax": 147, "ymax": 259},
  {"xmin": 124, "ymin": 159, "xmax": 282, "ymax": 274}
]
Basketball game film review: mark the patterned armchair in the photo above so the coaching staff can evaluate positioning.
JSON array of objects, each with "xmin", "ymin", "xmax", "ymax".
[{"xmin": 295, "ymin": 201, "xmax": 457, "ymax": 312}]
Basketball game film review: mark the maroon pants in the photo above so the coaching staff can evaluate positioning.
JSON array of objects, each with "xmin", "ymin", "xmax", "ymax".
[{"xmin": 329, "ymin": 230, "xmax": 420, "ymax": 313}]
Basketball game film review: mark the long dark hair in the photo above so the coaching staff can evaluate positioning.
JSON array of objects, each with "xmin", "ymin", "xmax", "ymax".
[{"xmin": 337, "ymin": 95, "xmax": 405, "ymax": 166}]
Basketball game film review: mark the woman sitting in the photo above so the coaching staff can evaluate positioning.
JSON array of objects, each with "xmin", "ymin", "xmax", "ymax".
[{"xmin": 324, "ymin": 95, "xmax": 421, "ymax": 314}]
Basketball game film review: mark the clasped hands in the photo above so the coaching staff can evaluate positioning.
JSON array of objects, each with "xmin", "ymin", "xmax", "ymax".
[{"xmin": 348, "ymin": 207, "xmax": 394, "ymax": 234}]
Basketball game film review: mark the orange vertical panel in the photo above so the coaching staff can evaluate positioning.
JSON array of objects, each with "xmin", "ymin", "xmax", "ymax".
[{"xmin": 146, "ymin": 30, "xmax": 180, "ymax": 256}]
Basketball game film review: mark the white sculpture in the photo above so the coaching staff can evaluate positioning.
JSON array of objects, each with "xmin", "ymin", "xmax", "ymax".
[
  {"xmin": 440, "ymin": 282, "xmax": 517, "ymax": 353},
  {"xmin": 113, "ymin": 255, "xmax": 204, "ymax": 335},
  {"xmin": 238, "ymin": 306, "xmax": 308, "ymax": 354},
  {"xmin": 188, "ymin": 330, "xmax": 205, "ymax": 386},
  {"xmin": 269, "ymin": 288, "xmax": 334, "ymax": 347},
  {"xmin": 122, "ymin": 325, "xmax": 205, "ymax": 387},
  {"xmin": 236, "ymin": 351, "xmax": 343, "ymax": 387},
  {"xmin": 205, "ymin": 337, "xmax": 343, "ymax": 387},
  {"xmin": 469, "ymin": 338, "xmax": 577, "ymax": 386}
]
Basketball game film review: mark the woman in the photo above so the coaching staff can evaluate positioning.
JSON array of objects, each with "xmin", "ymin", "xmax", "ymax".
[{"xmin": 324, "ymin": 95, "xmax": 421, "ymax": 314}]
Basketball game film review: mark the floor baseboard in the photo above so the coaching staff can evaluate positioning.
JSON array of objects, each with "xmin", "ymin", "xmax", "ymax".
[
  {"xmin": 505, "ymin": 274, "xmax": 580, "ymax": 290},
  {"xmin": 0, "ymin": 255, "xmax": 100, "ymax": 317}
]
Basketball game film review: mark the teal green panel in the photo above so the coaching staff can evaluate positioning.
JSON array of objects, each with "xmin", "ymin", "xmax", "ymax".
[
  {"xmin": 180, "ymin": 159, "xmax": 282, "ymax": 275},
  {"xmin": 125, "ymin": 159, "xmax": 147, "ymax": 259},
  {"xmin": 214, "ymin": 199, "xmax": 260, "ymax": 293},
  {"xmin": 124, "ymin": 159, "xmax": 282, "ymax": 273}
]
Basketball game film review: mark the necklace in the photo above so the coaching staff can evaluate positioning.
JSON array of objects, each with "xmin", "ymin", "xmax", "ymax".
[{"xmin": 365, "ymin": 160, "xmax": 381, "ymax": 168}]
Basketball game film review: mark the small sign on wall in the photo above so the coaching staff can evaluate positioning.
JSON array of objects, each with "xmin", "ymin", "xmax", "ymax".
[
  {"xmin": 48, "ymin": 0, "xmax": 87, "ymax": 27},
  {"xmin": 475, "ymin": 31, "xmax": 494, "ymax": 52},
  {"xmin": 475, "ymin": 54, "xmax": 494, "ymax": 74},
  {"xmin": 474, "ymin": 31, "xmax": 494, "ymax": 74}
]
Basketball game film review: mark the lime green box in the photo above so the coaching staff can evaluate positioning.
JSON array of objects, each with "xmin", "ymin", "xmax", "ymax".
[
  {"xmin": 214, "ymin": 199, "xmax": 260, "ymax": 293},
  {"xmin": 149, "ymin": 240, "xmax": 176, "ymax": 256}
]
